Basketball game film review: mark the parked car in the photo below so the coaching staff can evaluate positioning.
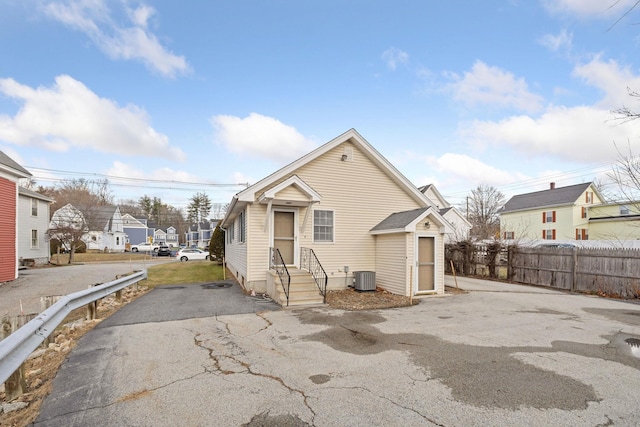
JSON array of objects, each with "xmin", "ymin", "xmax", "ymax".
[
  {"xmin": 130, "ymin": 242, "xmax": 160, "ymax": 252},
  {"xmin": 176, "ymin": 248, "xmax": 210, "ymax": 262},
  {"xmin": 156, "ymin": 245, "xmax": 172, "ymax": 256}
]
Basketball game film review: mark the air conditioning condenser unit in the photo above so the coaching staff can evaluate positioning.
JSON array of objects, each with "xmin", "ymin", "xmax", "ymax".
[{"xmin": 353, "ymin": 271, "xmax": 376, "ymax": 291}]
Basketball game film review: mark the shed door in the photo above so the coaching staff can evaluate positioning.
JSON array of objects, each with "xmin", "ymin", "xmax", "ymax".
[
  {"xmin": 417, "ymin": 236, "xmax": 435, "ymax": 292},
  {"xmin": 273, "ymin": 211, "xmax": 295, "ymax": 265}
]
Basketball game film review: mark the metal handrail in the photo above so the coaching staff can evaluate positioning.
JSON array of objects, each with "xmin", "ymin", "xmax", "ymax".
[
  {"xmin": 269, "ymin": 248, "xmax": 291, "ymax": 306},
  {"xmin": 0, "ymin": 269, "xmax": 148, "ymax": 385},
  {"xmin": 300, "ymin": 247, "xmax": 328, "ymax": 303}
]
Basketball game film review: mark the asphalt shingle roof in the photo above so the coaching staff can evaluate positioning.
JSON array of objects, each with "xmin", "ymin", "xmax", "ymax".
[
  {"xmin": 370, "ymin": 207, "xmax": 429, "ymax": 232},
  {"xmin": 0, "ymin": 151, "xmax": 31, "ymax": 176},
  {"xmin": 501, "ymin": 182, "xmax": 592, "ymax": 213}
]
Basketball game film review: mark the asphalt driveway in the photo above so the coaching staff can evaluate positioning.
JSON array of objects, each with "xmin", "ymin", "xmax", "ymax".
[{"xmin": 35, "ymin": 276, "xmax": 640, "ymax": 426}]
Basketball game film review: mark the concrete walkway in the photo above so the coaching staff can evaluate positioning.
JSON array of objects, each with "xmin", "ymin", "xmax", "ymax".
[{"xmin": 35, "ymin": 276, "xmax": 640, "ymax": 426}]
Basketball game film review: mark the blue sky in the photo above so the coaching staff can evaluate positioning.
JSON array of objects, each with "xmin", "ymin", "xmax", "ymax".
[{"xmin": 2, "ymin": 0, "xmax": 640, "ymax": 211}]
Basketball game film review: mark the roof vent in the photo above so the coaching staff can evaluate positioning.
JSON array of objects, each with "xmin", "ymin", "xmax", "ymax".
[{"xmin": 550, "ymin": 182, "xmax": 556, "ymax": 190}]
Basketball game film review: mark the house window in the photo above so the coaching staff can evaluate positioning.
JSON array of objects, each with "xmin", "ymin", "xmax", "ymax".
[
  {"xmin": 238, "ymin": 210, "xmax": 246, "ymax": 243},
  {"xmin": 543, "ymin": 211, "xmax": 556, "ymax": 223},
  {"xmin": 586, "ymin": 192, "xmax": 593, "ymax": 203},
  {"xmin": 503, "ymin": 231, "xmax": 514, "ymax": 240},
  {"xmin": 576, "ymin": 229, "xmax": 588, "ymax": 240},
  {"xmin": 620, "ymin": 205, "xmax": 630, "ymax": 215},
  {"xmin": 313, "ymin": 210, "xmax": 334, "ymax": 242},
  {"xmin": 228, "ymin": 222, "xmax": 234, "ymax": 243},
  {"xmin": 31, "ymin": 229, "xmax": 38, "ymax": 248},
  {"xmin": 543, "ymin": 229, "xmax": 556, "ymax": 240},
  {"xmin": 581, "ymin": 207, "xmax": 587, "ymax": 219},
  {"xmin": 31, "ymin": 199, "xmax": 38, "ymax": 216}
]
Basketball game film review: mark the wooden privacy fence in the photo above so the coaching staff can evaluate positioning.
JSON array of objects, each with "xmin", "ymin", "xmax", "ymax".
[{"xmin": 446, "ymin": 243, "xmax": 640, "ymax": 298}]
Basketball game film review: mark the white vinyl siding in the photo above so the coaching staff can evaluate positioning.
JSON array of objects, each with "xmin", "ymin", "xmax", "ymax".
[{"xmin": 17, "ymin": 195, "xmax": 51, "ymax": 264}]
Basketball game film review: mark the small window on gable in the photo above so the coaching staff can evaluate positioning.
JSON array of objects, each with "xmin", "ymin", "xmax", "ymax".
[
  {"xmin": 31, "ymin": 199, "xmax": 38, "ymax": 216},
  {"xmin": 586, "ymin": 192, "xmax": 593, "ymax": 203},
  {"xmin": 313, "ymin": 210, "xmax": 334, "ymax": 243},
  {"xmin": 620, "ymin": 205, "xmax": 630, "ymax": 215}
]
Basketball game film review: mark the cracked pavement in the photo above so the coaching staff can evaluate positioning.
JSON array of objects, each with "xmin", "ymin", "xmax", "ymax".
[{"xmin": 35, "ymin": 276, "xmax": 640, "ymax": 426}]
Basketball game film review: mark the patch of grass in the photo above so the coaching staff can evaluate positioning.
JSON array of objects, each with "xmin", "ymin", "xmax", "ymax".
[
  {"xmin": 145, "ymin": 261, "xmax": 226, "ymax": 288},
  {"xmin": 49, "ymin": 252, "xmax": 157, "ymax": 264}
]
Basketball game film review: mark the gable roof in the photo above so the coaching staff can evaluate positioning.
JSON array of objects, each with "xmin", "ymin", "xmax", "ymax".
[
  {"xmin": 222, "ymin": 129, "xmax": 432, "ymax": 225},
  {"xmin": 19, "ymin": 186, "xmax": 54, "ymax": 203},
  {"xmin": 370, "ymin": 206, "xmax": 452, "ymax": 234},
  {"xmin": 0, "ymin": 151, "xmax": 31, "ymax": 178},
  {"xmin": 501, "ymin": 182, "xmax": 596, "ymax": 214},
  {"xmin": 418, "ymin": 184, "xmax": 450, "ymax": 208}
]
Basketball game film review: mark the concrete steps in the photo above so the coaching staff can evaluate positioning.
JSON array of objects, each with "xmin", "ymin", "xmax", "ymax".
[{"xmin": 273, "ymin": 269, "xmax": 325, "ymax": 307}]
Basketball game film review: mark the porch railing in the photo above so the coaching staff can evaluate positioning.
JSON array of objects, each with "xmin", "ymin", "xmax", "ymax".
[
  {"xmin": 269, "ymin": 247, "xmax": 291, "ymax": 306},
  {"xmin": 300, "ymin": 247, "xmax": 328, "ymax": 303}
]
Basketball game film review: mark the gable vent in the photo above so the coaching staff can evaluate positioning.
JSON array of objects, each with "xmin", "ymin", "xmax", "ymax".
[{"xmin": 342, "ymin": 147, "xmax": 353, "ymax": 162}]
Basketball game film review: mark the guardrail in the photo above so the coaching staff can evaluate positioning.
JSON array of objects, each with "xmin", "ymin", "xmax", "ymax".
[{"xmin": 0, "ymin": 269, "xmax": 148, "ymax": 386}]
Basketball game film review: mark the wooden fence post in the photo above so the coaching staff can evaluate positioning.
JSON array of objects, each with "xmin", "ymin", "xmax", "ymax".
[{"xmin": 571, "ymin": 248, "xmax": 578, "ymax": 292}]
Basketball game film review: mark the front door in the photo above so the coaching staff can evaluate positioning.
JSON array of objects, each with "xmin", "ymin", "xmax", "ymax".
[
  {"xmin": 273, "ymin": 211, "xmax": 295, "ymax": 265},
  {"xmin": 417, "ymin": 236, "xmax": 435, "ymax": 292}
]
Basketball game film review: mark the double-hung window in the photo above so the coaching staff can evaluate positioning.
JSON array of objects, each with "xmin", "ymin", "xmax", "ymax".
[
  {"xmin": 313, "ymin": 210, "xmax": 334, "ymax": 243},
  {"xmin": 31, "ymin": 230, "xmax": 38, "ymax": 248},
  {"xmin": 31, "ymin": 199, "xmax": 38, "ymax": 216}
]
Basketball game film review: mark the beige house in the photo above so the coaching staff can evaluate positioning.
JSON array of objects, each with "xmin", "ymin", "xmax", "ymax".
[
  {"xmin": 588, "ymin": 202, "xmax": 640, "ymax": 241},
  {"xmin": 418, "ymin": 184, "xmax": 471, "ymax": 242},
  {"xmin": 500, "ymin": 182, "xmax": 604, "ymax": 242},
  {"xmin": 221, "ymin": 129, "xmax": 451, "ymax": 306}
]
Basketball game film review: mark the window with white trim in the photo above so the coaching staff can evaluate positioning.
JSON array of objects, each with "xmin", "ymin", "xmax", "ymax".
[
  {"xmin": 313, "ymin": 210, "xmax": 334, "ymax": 242},
  {"xmin": 31, "ymin": 229, "xmax": 38, "ymax": 248},
  {"xmin": 239, "ymin": 210, "xmax": 246, "ymax": 243},
  {"xmin": 31, "ymin": 199, "xmax": 38, "ymax": 216},
  {"xmin": 227, "ymin": 222, "xmax": 234, "ymax": 243},
  {"xmin": 621, "ymin": 205, "xmax": 630, "ymax": 215}
]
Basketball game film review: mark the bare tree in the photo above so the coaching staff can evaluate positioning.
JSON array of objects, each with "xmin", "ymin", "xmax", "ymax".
[
  {"xmin": 607, "ymin": 142, "xmax": 640, "ymax": 202},
  {"xmin": 465, "ymin": 184, "xmax": 506, "ymax": 240},
  {"xmin": 46, "ymin": 204, "xmax": 87, "ymax": 263},
  {"xmin": 210, "ymin": 203, "xmax": 229, "ymax": 220}
]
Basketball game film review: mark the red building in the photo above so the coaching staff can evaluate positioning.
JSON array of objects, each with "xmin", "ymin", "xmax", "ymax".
[{"xmin": 0, "ymin": 151, "xmax": 31, "ymax": 282}]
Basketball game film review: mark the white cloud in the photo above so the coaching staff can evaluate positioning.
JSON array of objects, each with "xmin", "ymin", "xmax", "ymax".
[
  {"xmin": 538, "ymin": 29, "xmax": 573, "ymax": 53},
  {"xmin": 381, "ymin": 47, "xmax": 409, "ymax": 70},
  {"xmin": 0, "ymin": 75, "xmax": 185, "ymax": 160},
  {"xmin": 446, "ymin": 61, "xmax": 545, "ymax": 113},
  {"xmin": 573, "ymin": 56, "xmax": 640, "ymax": 109},
  {"xmin": 211, "ymin": 113, "xmax": 316, "ymax": 163},
  {"xmin": 457, "ymin": 56, "xmax": 640, "ymax": 163},
  {"xmin": 427, "ymin": 152, "xmax": 527, "ymax": 187},
  {"xmin": 42, "ymin": 0, "xmax": 189, "ymax": 78},
  {"xmin": 542, "ymin": 0, "xmax": 638, "ymax": 18}
]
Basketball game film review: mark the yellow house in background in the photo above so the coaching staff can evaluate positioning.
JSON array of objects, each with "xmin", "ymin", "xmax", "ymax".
[
  {"xmin": 588, "ymin": 202, "xmax": 640, "ymax": 241},
  {"xmin": 499, "ymin": 182, "xmax": 604, "ymax": 242},
  {"xmin": 220, "ymin": 129, "xmax": 452, "ymax": 306}
]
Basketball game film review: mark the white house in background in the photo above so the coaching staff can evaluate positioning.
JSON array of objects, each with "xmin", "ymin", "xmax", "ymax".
[
  {"xmin": 18, "ymin": 186, "xmax": 54, "ymax": 265},
  {"xmin": 83, "ymin": 205, "xmax": 126, "ymax": 252},
  {"xmin": 418, "ymin": 184, "xmax": 472, "ymax": 243},
  {"xmin": 221, "ymin": 129, "xmax": 451, "ymax": 306},
  {"xmin": 50, "ymin": 204, "xmax": 126, "ymax": 252},
  {"xmin": 185, "ymin": 220, "xmax": 217, "ymax": 248}
]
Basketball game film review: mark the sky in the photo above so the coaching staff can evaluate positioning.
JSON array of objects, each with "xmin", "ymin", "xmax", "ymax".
[{"xmin": 2, "ymin": 0, "xmax": 640, "ymax": 213}]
